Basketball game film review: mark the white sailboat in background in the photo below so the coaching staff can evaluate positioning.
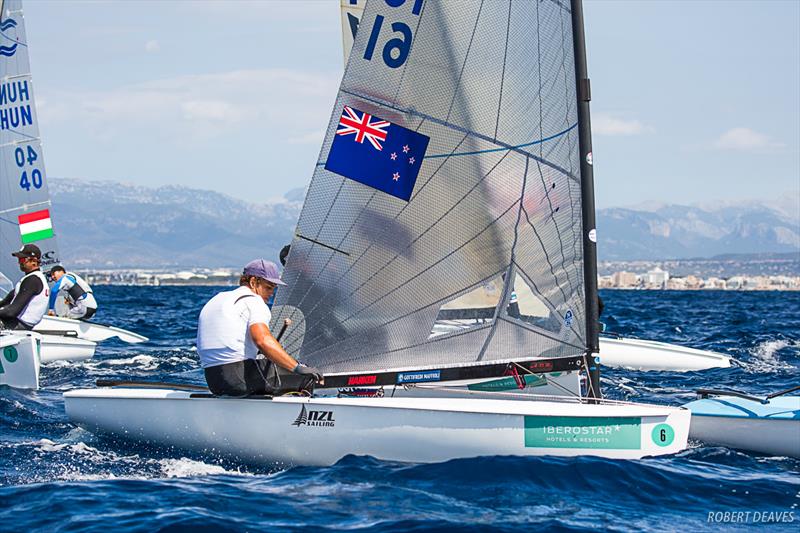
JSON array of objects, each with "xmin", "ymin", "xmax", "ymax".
[
  {"xmin": 336, "ymin": 0, "xmax": 729, "ymax": 373},
  {"xmin": 66, "ymin": 0, "xmax": 690, "ymax": 463},
  {"xmin": 0, "ymin": 0, "xmax": 95, "ymax": 387},
  {"xmin": 0, "ymin": 0, "xmax": 146, "ymax": 388}
]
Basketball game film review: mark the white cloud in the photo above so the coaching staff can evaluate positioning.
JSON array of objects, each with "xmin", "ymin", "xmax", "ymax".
[
  {"xmin": 39, "ymin": 68, "xmax": 340, "ymax": 141},
  {"xmin": 713, "ymin": 127, "xmax": 785, "ymax": 152},
  {"xmin": 592, "ymin": 113, "xmax": 652, "ymax": 136},
  {"xmin": 145, "ymin": 39, "xmax": 160, "ymax": 53},
  {"xmin": 287, "ymin": 128, "xmax": 326, "ymax": 145}
]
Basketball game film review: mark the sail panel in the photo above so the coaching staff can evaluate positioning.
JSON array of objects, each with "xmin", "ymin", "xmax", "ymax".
[
  {"xmin": 273, "ymin": 0, "xmax": 585, "ymax": 373},
  {"xmin": 0, "ymin": 0, "xmax": 60, "ymax": 283}
]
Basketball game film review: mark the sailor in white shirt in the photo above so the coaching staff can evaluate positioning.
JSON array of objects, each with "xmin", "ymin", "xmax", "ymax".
[{"xmin": 197, "ymin": 259, "xmax": 323, "ymax": 396}]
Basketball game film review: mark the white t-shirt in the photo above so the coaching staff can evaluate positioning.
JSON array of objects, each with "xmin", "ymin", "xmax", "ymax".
[{"xmin": 196, "ymin": 286, "xmax": 272, "ymax": 368}]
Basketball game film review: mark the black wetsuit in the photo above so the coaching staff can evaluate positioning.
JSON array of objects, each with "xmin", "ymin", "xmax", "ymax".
[{"xmin": 0, "ymin": 274, "xmax": 44, "ymax": 330}]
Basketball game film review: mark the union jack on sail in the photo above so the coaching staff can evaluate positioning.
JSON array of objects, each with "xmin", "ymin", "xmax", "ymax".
[{"xmin": 336, "ymin": 105, "xmax": 389, "ymax": 150}]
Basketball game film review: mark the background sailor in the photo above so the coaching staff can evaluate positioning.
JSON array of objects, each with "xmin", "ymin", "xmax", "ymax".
[
  {"xmin": 47, "ymin": 265, "xmax": 97, "ymax": 320},
  {"xmin": 0, "ymin": 244, "xmax": 49, "ymax": 330}
]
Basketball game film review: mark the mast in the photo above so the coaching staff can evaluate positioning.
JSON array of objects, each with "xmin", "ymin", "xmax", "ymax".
[{"xmin": 570, "ymin": 0, "xmax": 601, "ymax": 399}]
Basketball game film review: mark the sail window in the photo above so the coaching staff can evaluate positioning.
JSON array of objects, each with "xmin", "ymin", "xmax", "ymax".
[
  {"xmin": 505, "ymin": 271, "xmax": 562, "ymax": 333},
  {"xmin": 429, "ymin": 276, "xmax": 504, "ymax": 338}
]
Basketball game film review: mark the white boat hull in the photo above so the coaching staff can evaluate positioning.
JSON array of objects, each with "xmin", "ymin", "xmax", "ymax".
[
  {"xmin": 599, "ymin": 336, "xmax": 730, "ymax": 371},
  {"xmin": 689, "ymin": 415, "xmax": 800, "ymax": 458},
  {"xmin": 39, "ymin": 334, "xmax": 96, "ymax": 363},
  {"xmin": 64, "ymin": 388, "xmax": 690, "ymax": 465},
  {"xmin": 685, "ymin": 395, "xmax": 800, "ymax": 458},
  {"xmin": 35, "ymin": 316, "xmax": 148, "ymax": 344},
  {"xmin": 0, "ymin": 332, "xmax": 41, "ymax": 389}
]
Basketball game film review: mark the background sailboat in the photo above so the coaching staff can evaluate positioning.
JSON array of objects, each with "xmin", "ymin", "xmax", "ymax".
[{"xmin": 0, "ymin": 0, "xmax": 144, "ymax": 377}]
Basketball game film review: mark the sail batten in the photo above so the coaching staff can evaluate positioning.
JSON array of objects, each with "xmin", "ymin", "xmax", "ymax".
[{"xmin": 274, "ymin": 0, "xmax": 589, "ymax": 374}]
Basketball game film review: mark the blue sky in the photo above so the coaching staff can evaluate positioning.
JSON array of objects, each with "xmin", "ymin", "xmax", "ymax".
[{"xmin": 20, "ymin": 0, "xmax": 800, "ymax": 209}]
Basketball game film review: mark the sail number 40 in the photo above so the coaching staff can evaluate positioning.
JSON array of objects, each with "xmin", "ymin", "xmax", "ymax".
[
  {"xmin": 15, "ymin": 145, "xmax": 43, "ymax": 191},
  {"xmin": 363, "ymin": 0, "xmax": 423, "ymax": 69}
]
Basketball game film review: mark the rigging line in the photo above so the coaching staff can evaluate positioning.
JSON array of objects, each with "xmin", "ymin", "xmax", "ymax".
[
  {"xmin": 509, "ymin": 253, "xmax": 583, "ymax": 345},
  {"xmin": 496, "ymin": 314, "xmax": 585, "ymax": 352},
  {"xmin": 493, "ymin": 0, "xmax": 512, "ymax": 141},
  {"xmin": 339, "ymin": 87, "xmax": 577, "ymax": 179},
  {"xmin": 280, "ymin": 131, "xmax": 471, "ymax": 343},
  {"xmin": 0, "ymin": 31, "xmax": 27, "ymax": 48},
  {"xmin": 444, "ymin": 0, "xmax": 485, "ymax": 124},
  {"xmin": 313, "ymin": 122, "xmax": 577, "ymax": 166},
  {"xmin": 511, "ymin": 361, "xmax": 582, "ymax": 398},
  {"xmin": 0, "ymin": 200, "xmax": 50, "ymax": 216},
  {"xmin": 295, "ymin": 235, "xmax": 350, "ymax": 256}
]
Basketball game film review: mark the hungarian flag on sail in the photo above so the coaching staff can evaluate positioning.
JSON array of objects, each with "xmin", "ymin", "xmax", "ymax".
[
  {"xmin": 325, "ymin": 105, "xmax": 429, "ymax": 201},
  {"xmin": 18, "ymin": 209, "xmax": 54, "ymax": 243}
]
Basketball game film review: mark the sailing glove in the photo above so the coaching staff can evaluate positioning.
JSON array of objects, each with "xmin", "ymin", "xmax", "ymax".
[{"xmin": 293, "ymin": 363, "xmax": 324, "ymax": 383}]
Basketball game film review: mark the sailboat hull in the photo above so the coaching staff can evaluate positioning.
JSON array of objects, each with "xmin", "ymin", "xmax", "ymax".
[
  {"xmin": 685, "ymin": 396, "xmax": 800, "ymax": 458},
  {"xmin": 0, "ymin": 332, "xmax": 41, "ymax": 389},
  {"xmin": 39, "ymin": 333, "xmax": 96, "ymax": 363},
  {"xmin": 64, "ymin": 389, "xmax": 690, "ymax": 465},
  {"xmin": 35, "ymin": 316, "xmax": 148, "ymax": 344},
  {"xmin": 599, "ymin": 336, "xmax": 730, "ymax": 371}
]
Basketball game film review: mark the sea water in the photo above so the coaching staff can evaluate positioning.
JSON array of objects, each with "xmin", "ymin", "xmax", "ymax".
[{"xmin": 1, "ymin": 288, "xmax": 798, "ymax": 532}]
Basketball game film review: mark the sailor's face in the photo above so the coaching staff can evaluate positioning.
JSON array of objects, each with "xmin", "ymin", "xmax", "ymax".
[
  {"xmin": 250, "ymin": 278, "xmax": 277, "ymax": 302},
  {"xmin": 17, "ymin": 256, "xmax": 38, "ymax": 273}
]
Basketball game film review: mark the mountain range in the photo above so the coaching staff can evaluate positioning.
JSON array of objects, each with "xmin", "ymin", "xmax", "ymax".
[{"xmin": 48, "ymin": 178, "xmax": 799, "ymax": 267}]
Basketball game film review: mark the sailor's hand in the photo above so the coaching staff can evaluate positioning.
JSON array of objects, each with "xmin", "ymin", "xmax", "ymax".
[
  {"xmin": 293, "ymin": 363, "xmax": 324, "ymax": 384},
  {"xmin": 47, "ymin": 310, "xmax": 55, "ymax": 316}
]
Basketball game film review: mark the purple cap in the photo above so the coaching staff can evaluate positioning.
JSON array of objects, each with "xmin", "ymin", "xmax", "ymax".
[{"xmin": 243, "ymin": 259, "xmax": 286, "ymax": 286}]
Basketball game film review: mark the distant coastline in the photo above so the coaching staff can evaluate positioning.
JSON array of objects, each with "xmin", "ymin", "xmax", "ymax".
[{"xmin": 78, "ymin": 267, "xmax": 800, "ymax": 291}]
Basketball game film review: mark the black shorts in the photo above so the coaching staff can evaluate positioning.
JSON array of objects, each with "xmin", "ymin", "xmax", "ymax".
[
  {"xmin": 83, "ymin": 307, "xmax": 96, "ymax": 320},
  {"xmin": 0, "ymin": 318, "xmax": 32, "ymax": 331},
  {"xmin": 204, "ymin": 359, "xmax": 314, "ymax": 397}
]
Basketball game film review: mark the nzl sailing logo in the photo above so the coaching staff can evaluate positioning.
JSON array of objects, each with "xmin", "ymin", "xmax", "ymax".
[
  {"xmin": 0, "ymin": 19, "xmax": 19, "ymax": 58},
  {"xmin": 291, "ymin": 405, "xmax": 335, "ymax": 427}
]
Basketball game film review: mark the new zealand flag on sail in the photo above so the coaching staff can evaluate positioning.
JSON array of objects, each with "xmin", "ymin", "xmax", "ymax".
[{"xmin": 325, "ymin": 106, "xmax": 429, "ymax": 202}]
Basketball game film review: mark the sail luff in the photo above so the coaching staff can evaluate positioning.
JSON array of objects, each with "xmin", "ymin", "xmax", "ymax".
[
  {"xmin": 569, "ymin": 0, "xmax": 601, "ymax": 398},
  {"xmin": 0, "ymin": 0, "xmax": 61, "ymax": 283}
]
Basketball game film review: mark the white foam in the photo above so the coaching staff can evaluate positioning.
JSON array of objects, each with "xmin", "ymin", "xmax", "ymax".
[
  {"xmin": 744, "ymin": 339, "xmax": 798, "ymax": 372},
  {"xmin": 159, "ymin": 457, "xmax": 237, "ymax": 478}
]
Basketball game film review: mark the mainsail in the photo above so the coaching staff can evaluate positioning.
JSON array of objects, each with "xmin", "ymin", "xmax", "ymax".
[
  {"xmin": 0, "ymin": 0, "xmax": 60, "ymax": 284},
  {"xmin": 273, "ymin": 0, "xmax": 597, "ymax": 376}
]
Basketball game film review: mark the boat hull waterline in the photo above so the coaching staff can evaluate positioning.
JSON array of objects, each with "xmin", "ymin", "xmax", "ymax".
[
  {"xmin": 35, "ymin": 316, "xmax": 148, "ymax": 344},
  {"xmin": 64, "ymin": 389, "xmax": 690, "ymax": 465}
]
